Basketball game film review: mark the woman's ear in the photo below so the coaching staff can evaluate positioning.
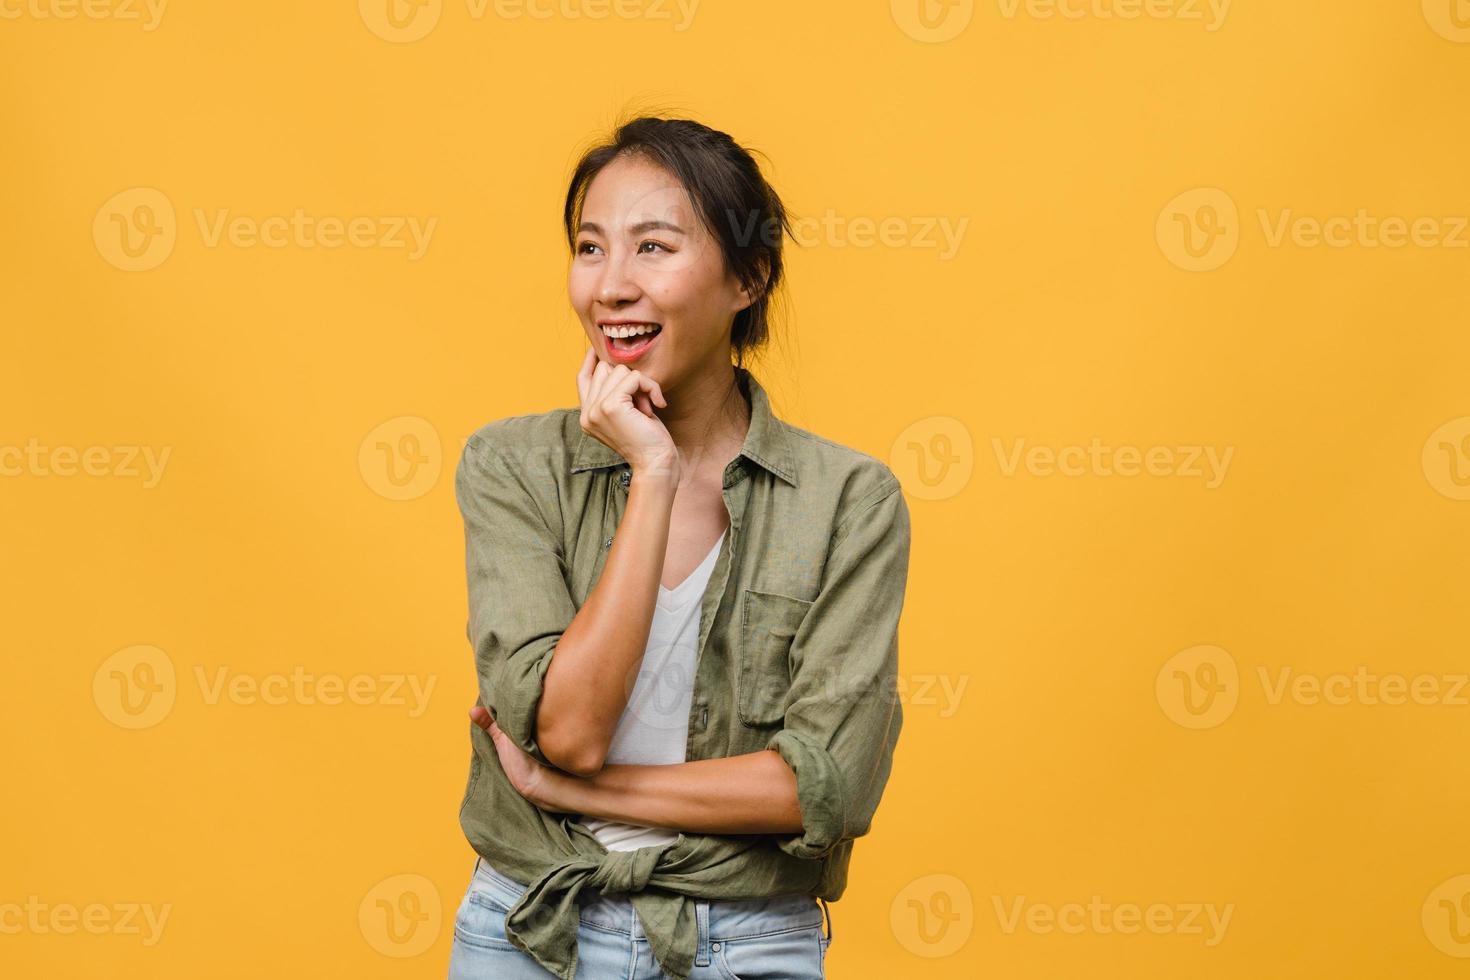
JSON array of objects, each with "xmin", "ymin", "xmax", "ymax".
[
  {"xmin": 732, "ymin": 257, "xmax": 769, "ymax": 314},
  {"xmin": 733, "ymin": 280, "xmax": 755, "ymax": 314}
]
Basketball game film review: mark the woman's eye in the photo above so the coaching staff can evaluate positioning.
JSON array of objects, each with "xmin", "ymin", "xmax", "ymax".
[{"xmin": 575, "ymin": 241, "xmax": 668, "ymax": 256}]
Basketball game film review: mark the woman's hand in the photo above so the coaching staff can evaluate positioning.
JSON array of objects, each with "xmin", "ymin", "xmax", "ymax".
[
  {"xmin": 469, "ymin": 705, "xmax": 569, "ymax": 812},
  {"xmin": 576, "ymin": 347, "xmax": 681, "ymax": 483}
]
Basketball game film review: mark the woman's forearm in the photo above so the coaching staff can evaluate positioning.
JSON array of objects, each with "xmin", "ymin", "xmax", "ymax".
[
  {"xmin": 535, "ymin": 469, "xmax": 677, "ymax": 776},
  {"xmin": 541, "ymin": 749, "xmax": 805, "ymax": 836}
]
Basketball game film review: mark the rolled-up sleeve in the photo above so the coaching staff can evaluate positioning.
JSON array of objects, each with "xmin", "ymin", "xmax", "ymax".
[
  {"xmin": 455, "ymin": 432, "xmax": 575, "ymax": 768},
  {"xmin": 766, "ymin": 472, "xmax": 911, "ymax": 860}
]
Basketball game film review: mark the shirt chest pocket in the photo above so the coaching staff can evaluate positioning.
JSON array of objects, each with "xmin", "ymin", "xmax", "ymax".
[{"xmin": 737, "ymin": 588, "xmax": 815, "ymax": 727}]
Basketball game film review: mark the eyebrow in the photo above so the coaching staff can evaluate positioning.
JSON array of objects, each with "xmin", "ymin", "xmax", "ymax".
[{"xmin": 577, "ymin": 220, "xmax": 686, "ymax": 236}]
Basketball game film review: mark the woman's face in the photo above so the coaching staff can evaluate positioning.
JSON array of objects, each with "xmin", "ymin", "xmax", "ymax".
[{"xmin": 568, "ymin": 153, "xmax": 752, "ymax": 390}]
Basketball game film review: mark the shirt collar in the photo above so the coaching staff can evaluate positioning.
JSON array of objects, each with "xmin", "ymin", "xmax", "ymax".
[{"xmin": 570, "ymin": 365, "xmax": 798, "ymax": 487}]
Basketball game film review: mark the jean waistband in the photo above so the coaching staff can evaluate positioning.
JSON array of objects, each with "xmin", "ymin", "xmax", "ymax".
[{"xmin": 472, "ymin": 855, "xmax": 829, "ymax": 949}]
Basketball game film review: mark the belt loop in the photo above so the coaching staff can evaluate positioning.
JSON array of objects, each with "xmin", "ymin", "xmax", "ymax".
[
  {"xmin": 817, "ymin": 897, "xmax": 832, "ymax": 942},
  {"xmin": 694, "ymin": 898, "xmax": 711, "ymax": 966}
]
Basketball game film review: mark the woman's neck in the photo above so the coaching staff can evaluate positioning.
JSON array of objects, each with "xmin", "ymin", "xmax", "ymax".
[{"xmin": 654, "ymin": 363, "xmax": 750, "ymax": 476}]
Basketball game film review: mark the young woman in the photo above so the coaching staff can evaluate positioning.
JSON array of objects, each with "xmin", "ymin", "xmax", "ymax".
[{"xmin": 448, "ymin": 116, "xmax": 912, "ymax": 980}]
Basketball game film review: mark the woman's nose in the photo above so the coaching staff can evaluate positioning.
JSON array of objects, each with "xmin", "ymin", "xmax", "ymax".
[{"xmin": 596, "ymin": 252, "xmax": 640, "ymax": 305}]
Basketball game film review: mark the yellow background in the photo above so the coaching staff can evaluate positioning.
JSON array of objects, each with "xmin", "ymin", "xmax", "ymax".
[{"xmin": 4, "ymin": 0, "xmax": 1470, "ymax": 977}]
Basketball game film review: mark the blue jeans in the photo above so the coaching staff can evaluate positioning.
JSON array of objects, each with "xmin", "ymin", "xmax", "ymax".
[{"xmin": 447, "ymin": 856, "xmax": 832, "ymax": 979}]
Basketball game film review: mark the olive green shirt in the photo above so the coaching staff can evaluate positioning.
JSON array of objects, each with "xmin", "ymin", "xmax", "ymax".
[{"xmin": 455, "ymin": 366, "xmax": 911, "ymax": 980}]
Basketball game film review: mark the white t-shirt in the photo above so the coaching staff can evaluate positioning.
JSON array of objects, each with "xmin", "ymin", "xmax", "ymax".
[{"xmin": 578, "ymin": 529, "xmax": 726, "ymax": 851}]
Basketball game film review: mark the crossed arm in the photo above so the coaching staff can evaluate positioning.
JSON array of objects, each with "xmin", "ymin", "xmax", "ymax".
[
  {"xmin": 460, "ymin": 447, "xmax": 803, "ymax": 835},
  {"xmin": 458, "ymin": 437, "xmax": 909, "ymax": 850},
  {"xmin": 470, "ymin": 705, "xmax": 804, "ymax": 835}
]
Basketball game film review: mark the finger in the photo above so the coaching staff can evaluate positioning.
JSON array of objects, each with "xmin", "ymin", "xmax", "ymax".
[
  {"xmin": 593, "ymin": 364, "xmax": 634, "ymax": 413},
  {"xmin": 603, "ymin": 369, "xmax": 662, "ymax": 414},
  {"xmin": 469, "ymin": 706, "xmax": 493, "ymax": 731},
  {"xmin": 584, "ymin": 352, "xmax": 600, "ymax": 403},
  {"xmin": 576, "ymin": 347, "xmax": 596, "ymax": 406},
  {"xmin": 587, "ymin": 358, "xmax": 616, "ymax": 406},
  {"xmin": 623, "ymin": 370, "xmax": 665, "ymax": 411},
  {"xmin": 581, "ymin": 361, "xmax": 601, "ymax": 417}
]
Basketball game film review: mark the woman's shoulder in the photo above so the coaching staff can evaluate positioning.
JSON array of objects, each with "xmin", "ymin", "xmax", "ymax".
[
  {"xmin": 778, "ymin": 420, "xmax": 903, "ymax": 511},
  {"xmin": 461, "ymin": 407, "xmax": 582, "ymax": 475},
  {"xmin": 465, "ymin": 407, "xmax": 578, "ymax": 449}
]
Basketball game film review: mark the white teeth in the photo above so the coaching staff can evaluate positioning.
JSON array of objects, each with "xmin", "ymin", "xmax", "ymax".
[{"xmin": 601, "ymin": 324, "xmax": 660, "ymax": 338}]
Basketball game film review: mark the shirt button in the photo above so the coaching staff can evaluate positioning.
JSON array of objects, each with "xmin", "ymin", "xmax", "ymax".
[
  {"xmin": 619, "ymin": 470, "xmax": 630, "ymax": 487},
  {"xmin": 604, "ymin": 536, "xmax": 613, "ymax": 549}
]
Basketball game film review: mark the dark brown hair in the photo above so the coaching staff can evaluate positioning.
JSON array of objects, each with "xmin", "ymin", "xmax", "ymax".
[{"xmin": 563, "ymin": 115, "xmax": 793, "ymax": 368}]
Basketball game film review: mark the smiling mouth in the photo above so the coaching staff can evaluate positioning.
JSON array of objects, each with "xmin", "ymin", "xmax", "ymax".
[{"xmin": 601, "ymin": 323, "xmax": 663, "ymax": 355}]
